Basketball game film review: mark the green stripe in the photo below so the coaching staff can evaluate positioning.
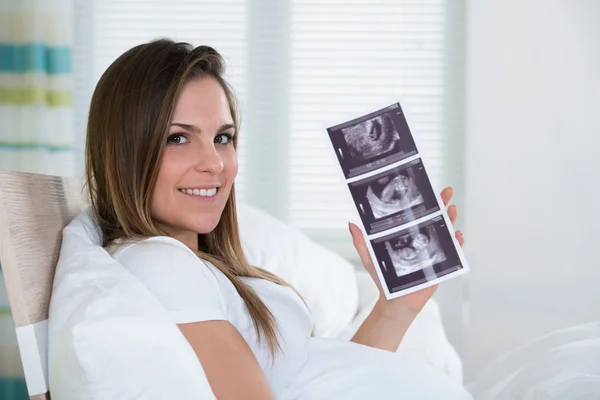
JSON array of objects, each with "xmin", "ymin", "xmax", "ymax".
[
  {"xmin": 0, "ymin": 87, "xmax": 72, "ymax": 106},
  {"xmin": 0, "ymin": 141, "xmax": 73, "ymax": 152},
  {"xmin": 0, "ymin": 308, "xmax": 11, "ymax": 317}
]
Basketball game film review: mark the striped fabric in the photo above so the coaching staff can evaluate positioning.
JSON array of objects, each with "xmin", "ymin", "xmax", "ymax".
[
  {"xmin": 0, "ymin": 378, "xmax": 28, "ymax": 400},
  {"xmin": 0, "ymin": 0, "xmax": 75, "ymax": 177},
  {"xmin": 0, "ymin": 0, "xmax": 73, "ymax": 107},
  {"xmin": 1, "ymin": 1, "xmax": 75, "ymax": 399},
  {"xmin": 1, "ymin": 279, "xmax": 25, "ymax": 400}
]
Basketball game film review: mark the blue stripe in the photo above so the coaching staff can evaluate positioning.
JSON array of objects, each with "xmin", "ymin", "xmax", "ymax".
[
  {"xmin": 0, "ymin": 43, "xmax": 71, "ymax": 74},
  {"xmin": 1, "ymin": 263, "xmax": 9, "ymax": 317},
  {"xmin": 0, "ymin": 142, "xmax": 73, "ymax": 152},
  {"xmin": 0, "ymin": 378, "xmax": 28, "ymax": 400}
]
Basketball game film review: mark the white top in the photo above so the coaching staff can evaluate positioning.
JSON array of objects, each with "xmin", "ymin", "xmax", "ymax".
[
  {"xmin": 111, "ymin": 236, "xmax": 313, "ymax": 396},
  {"xmin": 112, "ymin": 236, "xmax": 472, "ymax": 400}
]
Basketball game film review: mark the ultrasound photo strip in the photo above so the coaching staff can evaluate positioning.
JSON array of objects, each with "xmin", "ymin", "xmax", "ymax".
[{"xmin": 325, "ymin": 101, "xmax": 470, "ymax": 299}]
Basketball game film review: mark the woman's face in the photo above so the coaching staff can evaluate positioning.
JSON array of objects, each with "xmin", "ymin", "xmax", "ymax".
[{"xmin": 151, "ymin": 76, "xmax": 238, "ymax": 248}]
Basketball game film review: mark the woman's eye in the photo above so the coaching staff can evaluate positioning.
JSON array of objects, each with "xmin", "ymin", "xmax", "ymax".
[
  {"xmin": 167, "ymin": 133, "xmax": 188, "ymax": 145},
  {"xmin": 215, "ymin": 133, "xmax": 234, "ymax": 145}
]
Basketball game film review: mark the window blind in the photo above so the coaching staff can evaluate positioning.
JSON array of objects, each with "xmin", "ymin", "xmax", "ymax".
[
  {"xmin": 289, "ymin": 0, "xmax": 448, "ymax": 253},
  {"xmin": 73, "ymin": 0, "xmax": 248, "ymax": 198},
  {"xmin": 73, "ymin": 0, "xmax": 456, "ymax": 258}
]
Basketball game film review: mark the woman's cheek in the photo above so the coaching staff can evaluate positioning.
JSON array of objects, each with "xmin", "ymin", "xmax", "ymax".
[{"xmin": 224, "ymin": 148, "xmax": 239, "ymax": 177}]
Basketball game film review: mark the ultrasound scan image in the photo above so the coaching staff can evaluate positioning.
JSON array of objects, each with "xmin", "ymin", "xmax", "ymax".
[
  {"xmin": 385, "ymin": 225, "xmax": 447, "ymax": 277},
  {"xmin": 365, "ymin": 171, "xmax": 424, "ymax": 219},
  {"xmin": 341, "ymin": 113, "xmax": 400, "ymax": 162}
]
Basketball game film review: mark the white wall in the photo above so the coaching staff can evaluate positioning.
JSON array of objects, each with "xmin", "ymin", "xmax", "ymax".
[{"xmin": 464, "ymin": 0, "xmax": 600, "ymax": 383}]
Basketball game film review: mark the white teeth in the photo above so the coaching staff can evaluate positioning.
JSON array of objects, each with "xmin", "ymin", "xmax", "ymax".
[{"xmin": 179, "ymin": 188, "xmax": 218, "ymax": 197}]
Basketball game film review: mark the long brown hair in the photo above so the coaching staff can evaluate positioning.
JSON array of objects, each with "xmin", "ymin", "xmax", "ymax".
[{"xmin": 85, "ymin": 39, "xmax": 300, "ymax": 355}]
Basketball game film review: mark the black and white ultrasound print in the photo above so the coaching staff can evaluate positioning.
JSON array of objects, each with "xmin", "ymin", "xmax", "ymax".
[
  {"xmin": 326, "ymin": 104, "xmax": 418, "ymax": 178},
  {"xmin": 341, "ymin": 113, "xmax": 399, "ymax": 163},
  {"xmin": 326, "ymin": 102, "xmax": 468, "ymax": 297},
  {"xmin": 384, "ymin": 223, "xmax": 446, "ymax": 277},
  {"xmin": 370, "ymin": 215, "xmax": 465, "ymax": 295},
  {"xmin": 367, "ymin": 168, "xmax": 423, "ymax": 219},
  {"xmin": 348, "ymin": 158, "xmax": 440, "ymax": 234},
  {"xmin": 348, "ymin": 158, "xmax": 440, "ymax": 235}
]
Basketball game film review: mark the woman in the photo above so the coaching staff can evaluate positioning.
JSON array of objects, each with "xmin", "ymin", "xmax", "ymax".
[{"xmin": 85, "ymin": 39, "xmax": 471, "ymax": 399}]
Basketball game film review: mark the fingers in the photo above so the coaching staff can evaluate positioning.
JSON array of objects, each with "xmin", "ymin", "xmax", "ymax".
[
  {"xmin": 440, "ymin": 186, "xmax": 453, "ymax": 206},
  {"xmin": 448, "ymin": 204, "xmax": 458, "ymax": 225},
  {"xmin": 441, "ymin": 187, "xmax": 459, "ymax": 227},
  {"xmin": 349, "ymin": 222, "xmax": 374, "ymax": 268},
  {"xmin": 455, "ymin": 230, "xmax": 465, "ymax": 247}
]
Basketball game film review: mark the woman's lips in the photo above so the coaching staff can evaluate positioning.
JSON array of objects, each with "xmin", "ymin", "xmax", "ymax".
[{"xmin": 177, "ymin": 187, "xmax": 219, "ymax": 202}]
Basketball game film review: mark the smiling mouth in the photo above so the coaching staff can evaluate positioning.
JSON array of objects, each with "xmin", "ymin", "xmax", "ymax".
[{"xmin": 177, "ymin": 187, "xmax": 219, "ymax": 197}]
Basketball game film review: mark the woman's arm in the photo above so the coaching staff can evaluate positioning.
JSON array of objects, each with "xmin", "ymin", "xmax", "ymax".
[
  {"xmin": 179, "ymin": 320, "xmax": 275, "ymax": 399},
  {"xmin": 347, "ymin": 220, "xmax": 439, "ymax": 351},
  {"xmin": 349, "ymin": 299, "xmax": 417, "ymax": 351}
]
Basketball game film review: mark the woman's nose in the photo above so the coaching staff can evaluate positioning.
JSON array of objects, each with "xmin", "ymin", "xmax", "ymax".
[{"xmin": 193, "ymin": 144, "xmax": 224, "ymax": 174}]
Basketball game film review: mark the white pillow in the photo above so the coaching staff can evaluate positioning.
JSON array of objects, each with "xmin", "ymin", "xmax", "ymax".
[
  {"xmin": 236, "ymin": 203, "xmax": 359, "ymax": 338},
  {"xmin": 48, "ymin": 202, "xmax": 361, "ymax": 397},
  {"xmin": 48, "ymin": 212, "xmax": 215, "ymax": 400}
]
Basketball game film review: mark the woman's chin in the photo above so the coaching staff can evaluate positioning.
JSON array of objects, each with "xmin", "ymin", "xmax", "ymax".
[
  {"xmin": 191, "ymin": 222, "xmax": 219, "ymax": 235},
  {"xmin": 190, "ymin": 214, "xmax": 222, "ymax": 234}
]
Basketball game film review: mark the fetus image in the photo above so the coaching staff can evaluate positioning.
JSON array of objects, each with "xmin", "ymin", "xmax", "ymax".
[
  {"xmin": 385, "ymin": 225, "xmax": 446, "ymax": 277},
  {"xmin": 365, "ymin": 171, "xmax": 424, "ymax": 219},
  {"xmin": 341, "ymin": 113, "xmax": 400, "ymax": 162}
]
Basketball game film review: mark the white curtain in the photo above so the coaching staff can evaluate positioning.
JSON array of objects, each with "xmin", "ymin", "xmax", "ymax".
[{"xmin": 0, "ymin": 0, "xmax": 74, "ymax": 398}]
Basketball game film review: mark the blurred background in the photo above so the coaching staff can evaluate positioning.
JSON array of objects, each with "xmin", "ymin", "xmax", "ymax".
[{"xmin": 0, "ymin": 0, "xmax": 598, "ymax": 398}]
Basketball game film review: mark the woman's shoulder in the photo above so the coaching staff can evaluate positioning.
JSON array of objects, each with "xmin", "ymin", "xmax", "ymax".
[
  {"xmin": 110, "ymin": 236, "xmax": 211, "ymax": 269},
  {"xmin": 109, "ymin": 235, "xmax": 194, "ymax": 258},
  {"xmin": 108, "ymin": 236, "xmax": 244, "ymax": 317},
  {"xmin": 109, "ymin": 236, "xmax": 228, "ymax": 288}
]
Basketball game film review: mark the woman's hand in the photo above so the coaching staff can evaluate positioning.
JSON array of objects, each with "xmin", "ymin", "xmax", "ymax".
[{"xmin": 349, "ymin": 186, "xmax": 464, "ymax": 319}]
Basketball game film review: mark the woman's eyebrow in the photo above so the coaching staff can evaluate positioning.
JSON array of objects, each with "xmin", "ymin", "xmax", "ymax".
[
  {"xmin": 219, "ymin": 123, "xmax": 236, "ymax": 133},
  {"xmin": 171, "ymin": 123, "xmax": 201, "ymax": 133},
  {"xmin": 170, "ymin": 123, "xmax": 235, "ymax": 133}
]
